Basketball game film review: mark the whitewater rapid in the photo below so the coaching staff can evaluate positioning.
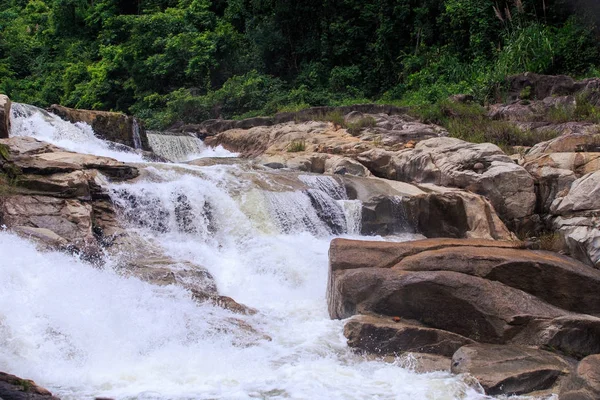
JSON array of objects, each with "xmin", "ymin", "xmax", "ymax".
[{"xmin": 0, "ymin": 104, "xmax": 520, "ymax": 399}]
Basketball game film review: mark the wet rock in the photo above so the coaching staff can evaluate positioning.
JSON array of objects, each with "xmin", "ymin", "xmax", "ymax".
[
  {"xmin": 344, "ymin": 314, "xmax": 475, "ymax": 357},
  {"xmin": 560, "ymin": 355, "xmax": 600, "ymax": 400},
  {"xmin": 451, "ymin": 344, "xmax": 571, "ymax": 396},
  {"xmin": 12, "ymin": 226, "xmax": 70, "ymax": 250},
  {"xmin": 329, "ymin": 268, "xmax": 565, "ymax": 342},
  {"xmin": 327, "ymin": 238, "xmax": 600, "ymax": 347},
  {"xmin": 120, "ymin": 256, "xmax": 218, "ymax": 295},
  {"xmin": 49, "ymin": 104, "xmax": 149, "ymax": 150},
  {"xmin": 191, "ymin": 290, "xmax": 257, "ymax": 315},
  {"xmin": 0, "ymin": 195, "xmax": 97, "ymax": 254},
  {"xmin": 0, "ymin": 372, "xmax": 59, "ymax": 399},
  {"xmin": 0, "ymin": 94, "xmax": 11, "ymax": 139},
  {"xmin": 341, "ymin": 175, "xmax": 514, "ymax": 240}
]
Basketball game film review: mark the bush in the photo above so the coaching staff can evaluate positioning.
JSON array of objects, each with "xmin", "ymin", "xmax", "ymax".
[{"xmin": 287, "ymin": 139, "xmax": 306, "ymax": 152}]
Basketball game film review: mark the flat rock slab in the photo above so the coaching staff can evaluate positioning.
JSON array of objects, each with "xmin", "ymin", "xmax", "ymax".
[
  {"xmin": 344, "ymin": 314, "xmax": 474, "ymax": 357},
  {"xmin": 451, "ymin": 344, "xmax": 571, "ymax": 396}
]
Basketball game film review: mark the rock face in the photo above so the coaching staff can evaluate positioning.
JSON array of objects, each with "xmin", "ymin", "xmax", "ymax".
[
  {"xmin": 329, "ymin": 237, "xmax": 600, "ymax": 396},
  {"xmin": 0, "ymin": 94, "xmax": 11, "ymax": 139},
  {"xmin": 451, "ymin": 344, "xmax": 570, "ymax": 396},
  {"xmin": 561, "ymin": 355, "xmax": 600, "ymax": 400},
  {"xmin": 357, "ymin": 137, "xmax": 536, "ymax": 227},
  {"xmin": 549, "ymin": 171, "xmax": 600, "ymax": 268},
  {"xmin": 505, "ymin": 72, "xmax": 600, "ymax": 103},
  {"xmin": 344, "ymin": 315, "xmax": 474, "ymax": 357},
  {"xmin": 0, "ymin": 372, "xmax": 59, "ymax": 399},
  {"xmin": 341, "ymin": 175, "xmax": 514, "ymax": 240},
  {"xmin": 48, "ymin": 104, "xmax": 149, "ymax": 151}
]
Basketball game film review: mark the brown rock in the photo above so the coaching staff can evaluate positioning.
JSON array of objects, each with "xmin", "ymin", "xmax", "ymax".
[
  {"xmin": 0, "ymin": 94, "xmax": 11, "ymax": 139},
  {"xmin": 344, "ymin": 314, "xmax": 475, "ymax": 357},
  {"xmin": 49, "ymin": 104, "xmax": 149, "ymax": 150},
  {"xmin": 0, "ymin": 195, "xmax": 97, "ymax": 254},
  {"xmin": 390, "ymin": 245, "xmax": 600, "ymax": 315},
  {"xmin": 560, "ymin": 355, "xmax": 600, "ymax": 400},
  {"xmin": 451, "ymin": 344, "xmax": 571, "ymax": 396},
  {"xmin": 328, "ymin": 267, "xmax": 566, "ymax": 342},
  {"xmin": 0, "ymin": 371, "xmax": 59, "ymax": 399}
]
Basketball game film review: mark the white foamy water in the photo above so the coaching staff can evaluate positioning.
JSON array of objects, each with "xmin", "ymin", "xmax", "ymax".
[
  {"xmin": 147, "ymin": 132, "xmax": 237, "ymax": 162},
  {"xmin": 0, "ymin": 105, "xmax": 539, "ymax": 399},
  {"xmin": 9, "ymin": 103, "xmax": 144, "ymax": 163}
]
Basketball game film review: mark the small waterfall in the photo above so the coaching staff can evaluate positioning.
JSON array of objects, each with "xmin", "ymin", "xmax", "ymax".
[
  {"xmin": 147, "ymin": 131, "xmax": 237, "ymax": 162},
  {"xmin": 299, "ymin": 175, "xmax": 348, "ymax": 200},
  {"xmin": 132, "ymin": 118, "xmax": 142, "ymax": 149},
  {"xmin": 10, "ymin": 103, "xmax": 144, "ymax": 163}
]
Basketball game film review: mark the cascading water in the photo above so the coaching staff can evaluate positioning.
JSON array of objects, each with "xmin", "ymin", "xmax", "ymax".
[
  {"xmin": 10, "ymin": 103, "xmax": 144, "ymax": 163},
  {"xmin": 0, "ymin": 105, "xmax": 515, "ymax": 399},
  {"xmin": 147, "ymin": 131, "xmax": 237, "ymax": 162},
  {"xmin": 132, "ymin": 118, "xmax": 143, "ymax": 150}
]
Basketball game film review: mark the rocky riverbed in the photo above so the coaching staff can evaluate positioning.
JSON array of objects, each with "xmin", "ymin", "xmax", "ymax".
[{"xmin": 1, "ymin": 73, "xmax": 600, "ymax": 399}]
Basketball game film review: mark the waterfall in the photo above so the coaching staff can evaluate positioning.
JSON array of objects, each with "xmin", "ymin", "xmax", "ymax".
[
  {"xmin": 9, "ymin": 103, "xmax": 144, "ymax": 163},
  {"xmin": 0, "ymin": 102, "xmax": 490, "ymax": 400},
  {"xmin": 132, "ymin": 118, "xmax": 143, "ymax": 149},
  {"xmin": 147, "ymin": 131, "xmax": 237, "ymax": 162}
]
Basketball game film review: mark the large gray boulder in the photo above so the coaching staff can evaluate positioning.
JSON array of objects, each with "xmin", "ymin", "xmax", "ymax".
[{"xmin": 357, "ymin": 137, "xmax": 536, "ymax": 226}]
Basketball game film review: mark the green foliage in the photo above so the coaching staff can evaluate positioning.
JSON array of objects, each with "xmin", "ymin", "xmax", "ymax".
[
  {"xmin": 287, "ymin": 139, "xmax": 306, "ymax": 153},
  {"xmin": 546, "ymin": 93, "xmax": 600, "ymax": 123},
  {"xmin": 0, "ymin": 0, "xmax": 599, "ymax": 128},
  {"xmin": 347, "ymin": 117, "xmax": 376, "ymax": 136},
  {"xmin": 410, "ymin": 99, "xmax": 561, "ymax": 151}
]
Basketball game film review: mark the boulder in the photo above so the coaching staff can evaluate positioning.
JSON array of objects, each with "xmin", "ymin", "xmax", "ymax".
[
  {"xmin": 358, "ymin": 137, "xmax": 536, "ymax": 226},
  {"xmin": 48, "ymin": 104, "xmax": 149, "ymax": 150},
  {"xmin": 505, "ymin": 73, "xmax": 600, "ymax": 102},
  {"xmin": 560, "ymin": 355, "xmax": 600, "ymax": 400},
  {"xmin": 344, "ymin": 314, "xmax": 475, "ymax": 357},
  {"xmin": 0, "ymin": 195, "xmax": 97, "ymax": 254},
  {"xmin": 0, "ymin": 94, "xmax": 11, "ymax": 139},
  {"xmin": 389, "ymin": 245, "xmax": 600, "ymax": 315},
  {"xmin": 341, "ymin": 175, "xmax": 514, "ymax": 240},
  {"xmin": 512, "ymin": 315, "xmax": 600, "ymax": 359},
  {"xmin": 451, "ymin": 344, "xmax": 571, "ymax": 396},
  {"xmin": 528, "ymin": 129, "xmax": 600, "ymax": 155},
  {"xmin": 0, "ymin": 371, "xmax": 59, "ymax": 399},
  {"xmin": 329, "ymin": 268, "xmax": 566, "ymax": 342},
  {"xmin": 552, "ymin": 170, "xmax": 600, "ymax": 215},
  {"xmin": 328, "ymin": 238, "xmax": 600, "ymax": 346}
]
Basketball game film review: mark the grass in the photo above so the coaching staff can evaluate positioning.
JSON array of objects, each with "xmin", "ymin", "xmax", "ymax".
[
  {"xmin": 297, "ymin": 111, "xmax": 377, "ymax": 135},
  {"xmin": 347, "ymin": 116, "xmax": 376, "ymax": 135},
  {"xmin": 545, "ymin": 93, "xmax": 600, "ymax": 124},
  {"xmin": 287, "ymin": 139, "xmax": 306, "ymax": 152},
  {"xmin": 409, "ymin": 100, "xmax": 561, "ymax": 152}
]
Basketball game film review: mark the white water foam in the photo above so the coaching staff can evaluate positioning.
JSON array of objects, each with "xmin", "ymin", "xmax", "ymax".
[
  {"xmin": 10, "ymin": 103, "xmax": 145, "ymax": 163},
  {"xmin": 0, "ymin": 104, "xmax": 536, "ymax": 399},
  {"xmin": 147, "ymin": 132, "xmax": 237, "ymax": 162}
]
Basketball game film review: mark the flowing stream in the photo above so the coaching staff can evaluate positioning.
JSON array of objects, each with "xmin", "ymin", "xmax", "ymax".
[{"xmin": 0, "ymin": 106, "xmax": 514, "ymax": 399}]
